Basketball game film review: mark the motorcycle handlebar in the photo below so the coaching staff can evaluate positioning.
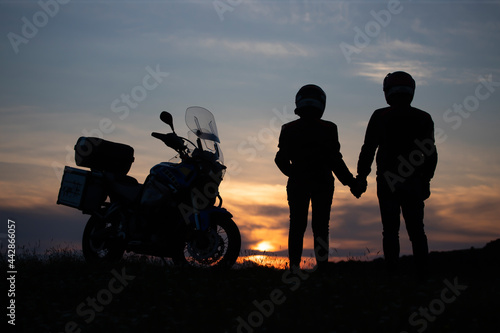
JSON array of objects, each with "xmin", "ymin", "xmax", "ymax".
[
  {"xmin": 151, "ymin": 132, "xmax": 165, "ymax": 140},
  {"xmin": 151, "ymin": 132, "xmax": 186, "ymax": 151}
]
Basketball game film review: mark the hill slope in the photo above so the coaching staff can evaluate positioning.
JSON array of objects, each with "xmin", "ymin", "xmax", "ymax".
[{"xmin": 8, "ymin": 239, "xmax": 500, "ymax": 332}]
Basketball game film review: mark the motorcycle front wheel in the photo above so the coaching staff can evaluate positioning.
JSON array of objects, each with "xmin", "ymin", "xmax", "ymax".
[
  {"xmin": 82, "ymin": 215, "xmax": 125, "ymax": 265},
  {"xmin": 173, "ymin": 216, "xmax": 241, "ymax": 269}
]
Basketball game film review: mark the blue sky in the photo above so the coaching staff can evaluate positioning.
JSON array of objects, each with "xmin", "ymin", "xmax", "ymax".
[{"xmin": 1, "ymin": 0, "xmax": 500, "ymax": 258}]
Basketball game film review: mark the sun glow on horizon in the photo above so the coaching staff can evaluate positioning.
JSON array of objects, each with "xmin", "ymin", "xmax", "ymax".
[{"xmin": 254, "ymin": 241, "xmax": 275, "ymax": 252}]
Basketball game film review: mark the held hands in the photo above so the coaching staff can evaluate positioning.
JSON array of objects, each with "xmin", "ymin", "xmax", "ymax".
[{"xmin": 350, "ymin": 176, "xmax": 368, "ymax": 199}]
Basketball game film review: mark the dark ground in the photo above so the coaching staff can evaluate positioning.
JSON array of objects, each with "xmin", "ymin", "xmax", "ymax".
[{"xmin": 6, "ymin": 239, "xmax": 500, "ymax": 333}]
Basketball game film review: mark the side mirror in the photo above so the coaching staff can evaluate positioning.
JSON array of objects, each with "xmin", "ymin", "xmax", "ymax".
[{"xmin": 160, "ymin": 111, "xmax": 175, "ymax": 132}]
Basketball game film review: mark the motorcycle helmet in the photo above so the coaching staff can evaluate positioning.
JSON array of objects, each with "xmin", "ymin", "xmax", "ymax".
[
  {"xmin": 295, "ymin": 84, "xmax": 326, "ymax": 119},
  {"xmin": 383, "ymin": 71, "xmax": 415, "ymax": 106}
]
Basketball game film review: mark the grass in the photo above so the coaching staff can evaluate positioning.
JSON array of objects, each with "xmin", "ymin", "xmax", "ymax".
[{"xmin": 4, "ymin": 239, "xmax": 499, "ymax": 333}]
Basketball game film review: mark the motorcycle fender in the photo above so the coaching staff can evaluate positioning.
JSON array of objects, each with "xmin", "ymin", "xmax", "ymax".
[
  {"xmin": 207, "ymin": 207, "xmax": 233, "ymax": 219},
  {"xmin": 198, "ymin": 207, "xmax": 232, "ymax": 231}
]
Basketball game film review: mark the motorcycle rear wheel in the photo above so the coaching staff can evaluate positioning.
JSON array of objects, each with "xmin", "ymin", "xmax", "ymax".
[
  {"xmin": 82, "ymin": 215, "xmax": 125, "ymax": 265},
  {"xmin": 173, "ymin": 216, "xmax": 241, "ymax": 269}
]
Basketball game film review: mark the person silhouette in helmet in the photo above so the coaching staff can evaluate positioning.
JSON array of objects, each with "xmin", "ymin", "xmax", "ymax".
[
  {"xmin": 355, "ymin": 71, "xmax": 438, "ymax": 273},
  {"xmin": 275, "ymin": 84, "xmax": 362, "ymax": 271}
]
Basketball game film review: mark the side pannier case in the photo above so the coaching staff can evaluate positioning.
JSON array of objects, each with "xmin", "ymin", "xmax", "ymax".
[
  {"xmin": 75, "ymin": 137, "xmax": 134, "ymax": 175},
  {"xmin": 57, "ymin": 166, "xmax": 107, "ymax": 213}
]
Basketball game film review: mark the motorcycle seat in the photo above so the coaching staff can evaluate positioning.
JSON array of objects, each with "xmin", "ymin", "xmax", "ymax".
[
  {"xmin": 115, "ymin": 174, "xmax": 140, "ymax": 186},
  {"xmin": 106, "ymin": 173, "xmax": 143, "ymax": 203}
]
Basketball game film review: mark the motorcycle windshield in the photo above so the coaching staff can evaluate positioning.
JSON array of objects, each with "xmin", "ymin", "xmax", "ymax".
[
  {"xmin": 186, "ymin": 106, "xmax": 220, "ymax": 143},
  {"xmin": 185, "ymin": 106, "xmax": 223, "ymax": 162}
]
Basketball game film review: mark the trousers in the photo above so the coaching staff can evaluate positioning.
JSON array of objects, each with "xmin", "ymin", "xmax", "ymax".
[
  {"xmin": 377, "ymin": 175, "xmax": 429, "ymax": 268},
  {"xmin": 287, "ymin": 177, "xmax": 334, "ymax": 268}
]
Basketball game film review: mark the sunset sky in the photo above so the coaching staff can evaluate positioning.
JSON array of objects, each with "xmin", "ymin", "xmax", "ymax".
[{"xmin": 1, "ymin": 0, "xmax": 500, "ymax": 261}]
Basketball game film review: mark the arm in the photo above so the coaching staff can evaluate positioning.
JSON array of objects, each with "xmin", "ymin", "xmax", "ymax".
[
  {"xmin": 421, "ymin": 116, "xmax": 438, "ymax": 182},
  {"xmin": 330, "ymin": 124, "xmax": 355, "ymax": 186},
  {"xmin": 357, "ymin": 111, "xmax": 380, "ymax": 179},
  {"xmin": 275, "ymin": 125, "xmax": 292, "ymax": 177},
  {"xmin": 419, "ymin": 114, "xmax": 438, "ymax": 200}
]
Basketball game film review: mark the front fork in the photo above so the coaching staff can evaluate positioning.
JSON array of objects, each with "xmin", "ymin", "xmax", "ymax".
[
  {"xmin": 95, "ymin": 202, "xmax": 129, "ymax": 240},
  {"xmin": 191, "ymin": 191, "xmax": 203, "ymax": 230}
]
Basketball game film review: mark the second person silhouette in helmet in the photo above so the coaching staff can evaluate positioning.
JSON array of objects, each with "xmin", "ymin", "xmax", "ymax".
[
  {"xmin": 275, "ymin": 84, "xmax": 362, "ymax": 271},
  {"xmin": 355, "ymin": 71, "xmax": 438, "ymax": 274}
]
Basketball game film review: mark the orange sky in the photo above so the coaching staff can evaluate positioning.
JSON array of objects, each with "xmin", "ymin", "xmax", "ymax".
[{"xmin": 1, "ymin": 149, "xmax": 498, "ymax": 261}]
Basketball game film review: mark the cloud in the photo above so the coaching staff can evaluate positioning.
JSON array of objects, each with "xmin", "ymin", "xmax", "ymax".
[
  {"xmin": 348, "ymin": 38, "xmax": 444, "ymax": 85},
  {"xmin": 228, "ymin": 180, "xmax": 500, "ymax": 256},
  {"xmin": 0, "ymin": 162, "xmax": 64, "ymax": 209},
  {"xmin": 381, "ymin": 39, "xmax": 442, "ymax": 57},
  {"xmin": 247, "ymin": 204, "xmax": 290, "ymax": 218},
  {"xmin": 352, "ymin": 60, "xmax": 437, "ymax": 85},
  {"xmin": 429, "ymin": 184, "xmax": 500, "ymax": 230},
  {"xmin": 160, "ymin": 33, "xmax": 311, "ymax": 59},
  {"xmin": 238, "ymin": 0, "xmax": 351, "ymax": 27},
  {"xmin": 206, "ymin": 37, "xmax": 310, "ymax": 57}
]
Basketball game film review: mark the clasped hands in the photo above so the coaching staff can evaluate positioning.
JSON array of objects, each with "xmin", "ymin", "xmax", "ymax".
[{"xmin": 349, "ymin": 176, "xmax": 367, "ymax": 199}]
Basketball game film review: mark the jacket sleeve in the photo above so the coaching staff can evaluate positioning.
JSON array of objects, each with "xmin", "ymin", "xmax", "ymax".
[
  {"xmin": 357, "ymin": 111, "xmax": 379, "ymax": 179},
  {"xmin": 421, "ymin": 115, "xmax": 438, "ymax": 181},
  {"xmin": 275, "ymin": 125, "xmax": 292, "ymax": 177},
  {"xmin": 330, "ymin": 124, "xmax": 355, "ymax": 186}
]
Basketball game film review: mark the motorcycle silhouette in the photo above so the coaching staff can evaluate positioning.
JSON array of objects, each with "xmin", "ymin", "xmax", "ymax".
[{"xmin": 57, "ymin": 107, "xmax": 241, "ymax": 268}]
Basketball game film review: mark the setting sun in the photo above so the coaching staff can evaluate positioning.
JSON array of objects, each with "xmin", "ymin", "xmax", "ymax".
[{"xmin": 254, "ymin": 241, "xmax": 275, "ymax": 252}]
